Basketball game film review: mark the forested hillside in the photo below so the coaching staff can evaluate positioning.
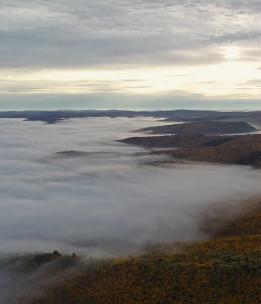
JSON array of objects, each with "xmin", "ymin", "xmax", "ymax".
[{"xmin": 28, "ymin": 200, "xmax": 261, "ymax": 304}]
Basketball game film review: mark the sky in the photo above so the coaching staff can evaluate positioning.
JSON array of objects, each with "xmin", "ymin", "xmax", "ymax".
[{"xmin": 1, "ymin": 0, "xmax": 261, "ymax": 110}]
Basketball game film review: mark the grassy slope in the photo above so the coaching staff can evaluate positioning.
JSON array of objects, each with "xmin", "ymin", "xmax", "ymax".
[{"xmin": 30, "ymin": 201, "xmax": 261, "ymax": 304}]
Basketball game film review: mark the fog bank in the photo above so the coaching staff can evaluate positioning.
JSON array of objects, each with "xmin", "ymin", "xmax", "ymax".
[{"xmin": 0, "ymin": 117, "xmax": 261, "ymax": 256}]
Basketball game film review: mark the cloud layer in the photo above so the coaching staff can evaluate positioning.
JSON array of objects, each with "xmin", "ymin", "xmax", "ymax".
[
  {"xmin": 0, "ymin": 117, "xmax": 261, "ymax": 256},
  {"xmin": 0, "ymin": 0, "xmax": 261, "ymax": 104},
  {"xmin": 1, "ymin": 0, "xmax": 261, "ymax": 69}
]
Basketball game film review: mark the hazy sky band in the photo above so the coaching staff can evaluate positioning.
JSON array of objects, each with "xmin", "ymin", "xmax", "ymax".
[{"xmin": 1, "ymin": 0, "xmax": 261, "ymax": 109}]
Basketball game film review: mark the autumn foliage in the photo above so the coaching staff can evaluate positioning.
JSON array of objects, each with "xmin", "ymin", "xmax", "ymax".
[{"xmin": 28, "ymin": 201, "xmax": 261, "ymax": 304}]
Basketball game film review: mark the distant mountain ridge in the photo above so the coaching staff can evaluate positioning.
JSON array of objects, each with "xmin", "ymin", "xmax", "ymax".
[{"xmin": 0, "ymin": 109, "xmax": 261, "ymax": 125}]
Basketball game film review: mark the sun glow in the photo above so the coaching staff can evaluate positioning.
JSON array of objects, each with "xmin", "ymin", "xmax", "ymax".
[
  {"xmin": 223, "ymin": 46, "xmax": 241, "ymax": 60},
  {"xmin": 1, "ymin": 50, "xmax": 261, "ymax": 99}
]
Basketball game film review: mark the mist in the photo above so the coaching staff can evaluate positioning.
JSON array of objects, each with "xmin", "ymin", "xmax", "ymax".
[
  {"xmin": 0, "ymin": 116, "xmax": 261, "ymax": 303},
  {"xmin": 0, "ymin": 117, "xmax": 260, "ymax": 256}
]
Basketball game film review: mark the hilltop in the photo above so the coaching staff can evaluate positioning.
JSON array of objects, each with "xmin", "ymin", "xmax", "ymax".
[{"xmin": 140, "ymin": 121, "xmax": 257, "ymax": 135}]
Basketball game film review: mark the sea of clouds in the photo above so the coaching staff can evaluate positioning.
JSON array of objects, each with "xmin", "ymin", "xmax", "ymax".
[{"xmin": 0, "ymin": 117, "xmax": 261, "ymax": 257}]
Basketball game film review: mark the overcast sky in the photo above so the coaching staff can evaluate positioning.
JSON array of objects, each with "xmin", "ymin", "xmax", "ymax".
[{"xmin": 1, "ymin": 0, "xmax": 261, "ymax": 109}]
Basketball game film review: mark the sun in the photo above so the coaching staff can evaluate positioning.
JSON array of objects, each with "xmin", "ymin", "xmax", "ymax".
[{"xmin": 223, "ymin": 46, "xmax": 241, "ymax": 60}]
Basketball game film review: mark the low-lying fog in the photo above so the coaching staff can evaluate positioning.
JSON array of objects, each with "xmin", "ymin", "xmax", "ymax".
[{"xmin": 1, "ymin": 117, "xmax": 261, "ymax": 256}]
